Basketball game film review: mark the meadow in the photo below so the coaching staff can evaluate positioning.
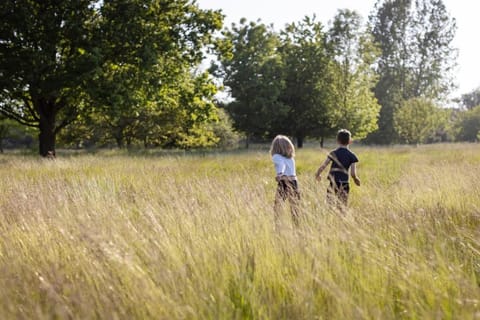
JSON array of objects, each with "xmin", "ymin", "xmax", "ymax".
[{"xmin": 0, "ymin": 144, "xmax": 479, "ymax": 319}]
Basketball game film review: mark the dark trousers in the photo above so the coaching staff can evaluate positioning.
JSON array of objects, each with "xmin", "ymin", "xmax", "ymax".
[
  {"xmin": 327, "ymin": 179, "xmax": 350, "ymax": 207},
  {"xmin": 274, "ymin": 179, "xmax": 300, "ymax": 225}
]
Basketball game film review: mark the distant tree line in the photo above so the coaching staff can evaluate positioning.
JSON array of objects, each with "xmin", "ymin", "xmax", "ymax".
[
  {"xmin": 213, "ymin": 11, "xmax": 380, "ymax": 148},
  {"xmin": 0, "ymin": 0, "xmax": 478, "ymax": 155},
  {"xmin": 214, "ymin": 0, "xmax": 459, "ymax": 147}
]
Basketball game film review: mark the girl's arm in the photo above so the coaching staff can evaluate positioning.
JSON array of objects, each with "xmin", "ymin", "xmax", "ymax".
[
  {"xmin": 350, "ymin": 163, "xmax": 361, "ymax": 186},
  {"xmin": 273, "ymin": 155, "xmax": 286, "ymax": 181},
  {"xmin": 315, "ymin": 158, "xmax": 331, "ymax": 181}
]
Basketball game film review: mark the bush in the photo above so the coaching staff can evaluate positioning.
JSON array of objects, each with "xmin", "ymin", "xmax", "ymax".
[
  {"xmin": 393, "ymin": 98, "xmax": 449, "ymax": 144},
  {"xmin": 211, "ymin": 108, "xmax": 242, "ymax": 149},
  {"xmin": 455, "ymin": 105, "xmax": 480, "ymax": 142}
]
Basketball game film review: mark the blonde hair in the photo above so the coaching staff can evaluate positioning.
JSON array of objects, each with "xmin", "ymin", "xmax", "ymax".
[{"xmin": 270, "ymin": 135, "xmax": 295, "ymax": 158}]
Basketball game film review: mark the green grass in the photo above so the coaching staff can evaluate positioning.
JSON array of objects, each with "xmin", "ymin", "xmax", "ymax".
[{"xmin": 0, "ymin": 144, "xmax": 479, "ymax": 319}]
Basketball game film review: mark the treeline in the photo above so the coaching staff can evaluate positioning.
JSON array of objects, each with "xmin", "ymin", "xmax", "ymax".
[
  {"xmin": 214, "ymin": 0, "xmax": 460, "ymax": 146},
  {"xmin": 213, "ymin": 13, "xmax": 380, "ymax": 148},
  {"xmin": 0, "ymin": 0, "xmax": 478, "ymax": 155}
]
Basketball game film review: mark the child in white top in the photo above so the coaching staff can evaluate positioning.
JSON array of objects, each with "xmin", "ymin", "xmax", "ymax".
[{"xmin": 270, "ymin": 135, "xmax": 300, "ymax": 225}]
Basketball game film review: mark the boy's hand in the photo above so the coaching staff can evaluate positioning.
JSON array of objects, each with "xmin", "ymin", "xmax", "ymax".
[
  {"xmin": 315, "ymin": 174, "xmax": 321, "ymax": 182},
  {"xmin": 353, "ymin": 176, "xmax": 361, "ymax": 186}
]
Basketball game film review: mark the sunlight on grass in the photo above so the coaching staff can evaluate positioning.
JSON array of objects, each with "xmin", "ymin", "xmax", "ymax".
[{"xmin": 0, "ymin": 144, "xmax": 479, "ymax": 319}]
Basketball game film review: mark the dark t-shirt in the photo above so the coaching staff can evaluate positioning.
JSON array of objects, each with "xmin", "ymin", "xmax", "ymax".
[{"xmin": 328, "ymin": 147, "xmax": 359, "ymax": 183}]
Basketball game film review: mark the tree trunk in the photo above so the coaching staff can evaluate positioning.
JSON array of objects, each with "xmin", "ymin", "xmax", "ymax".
[
  {"xmin": 115, "ymin": 136, "xmax": 124, "ymax": 148},
  {"xmin": 39, "ymin": 113, "xmax": 56, "ymax": 157},
  {"xmin": 0, "ymin": 126, "xmax": 6, "ymax": 154},
  {"xmin": 245, "ymin": 134, "xmax": 250, "ymax": 149},
  {"xmin": 297, "ymin": 136, "xmax": 304, "ymax": 148},
  {"xmin": 114, "ymin": 128, "xmax": 124, "ymax": 148},
  {"xmin": 320, "ymin": 136, "xmax": 324, "ymax": 148}
]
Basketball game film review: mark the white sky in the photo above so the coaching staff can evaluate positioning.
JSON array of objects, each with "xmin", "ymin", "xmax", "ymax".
[{"xmin": 196, "ymin": 0, "xmax": 480, "ymax": 98}]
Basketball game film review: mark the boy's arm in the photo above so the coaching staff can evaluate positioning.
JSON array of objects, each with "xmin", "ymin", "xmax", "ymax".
[
  {"xmin": 315, "ymin": 158, "xmax": 331, "ymax": 181},
  {"xmin": 350, "ymin": 163, "xmax": 361, "ymax": 186}
]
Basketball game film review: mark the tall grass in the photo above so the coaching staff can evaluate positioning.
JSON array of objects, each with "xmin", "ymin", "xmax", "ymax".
[{"xmin": 0, "ymin": 144, "xmax": 479, "ymax": 319}]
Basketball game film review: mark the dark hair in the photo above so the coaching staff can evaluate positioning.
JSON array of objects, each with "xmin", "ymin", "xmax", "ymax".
[{"xmin": 337, "ymin": 129, "xmax": 351, "ymax": 145}]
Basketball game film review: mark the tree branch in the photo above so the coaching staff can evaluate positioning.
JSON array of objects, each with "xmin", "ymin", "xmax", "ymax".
[
  {"xmin": 22, "ymin": 97, "xmax": 40, "ymax": 121},
  {"xmin": 54, "ymin": 114, "xmax": 77, "ymax": 134},
  {"xmin": 54, "ymin": 100, "xmax": 79, "ymax": 134},
  {"xmin": 0, "ymin": 108, "xmax": 39, "ymax": 128}
]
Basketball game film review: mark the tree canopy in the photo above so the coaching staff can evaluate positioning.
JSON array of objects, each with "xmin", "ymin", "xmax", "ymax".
[
  {"xmin": 328, "ymin": 10, "xmax": 380, "ymax": 141},
  {"xmin": 368, "ymin": 0, "xmax": 457, "ymax": 143},
  {"xmin": 215, "ymin": 14, "xmax": 382, "ymax": 147},
  {"xmin": 0, "ymin": 0, "xmax": 223, "ymax": 155},
  {"xmin": 459, "ymin": 88, "xmax": 480, "ymax": 110},
  {"xmin": 213, "ymin": 19, "xmax": 285, "ymax": 146}
]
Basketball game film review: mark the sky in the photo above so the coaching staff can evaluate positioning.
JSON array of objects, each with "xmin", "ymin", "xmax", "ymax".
[{"xmin": 196, "ymin": 0, "xmax": 480, "ymax": 99}]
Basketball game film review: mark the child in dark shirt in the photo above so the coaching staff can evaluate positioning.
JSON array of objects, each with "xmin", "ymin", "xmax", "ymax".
[{"xmin": 315, "ymin": 129, "xmax": 360, "ymax": 207}]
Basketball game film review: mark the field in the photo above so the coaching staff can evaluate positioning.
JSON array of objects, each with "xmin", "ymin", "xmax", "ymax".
[{"xmin": 0, "ymin": 144, "xmax": 479, "ymax": 319}]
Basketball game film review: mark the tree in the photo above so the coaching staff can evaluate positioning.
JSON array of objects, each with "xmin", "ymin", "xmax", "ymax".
[
  {"xmin": 328, "ymin": 9, "xmax": 381, "ymax": 141},
  {"xmin": 56, "ymin": 111, "xmax": 103, "ymax": 149},
  {"xmin": 459, "ymin": 88, "xmax": 480, "ymax": 110},
  {"xmin": 213, "ymin": 19, "xmax": 285, "ymax": 146},
  {"xmin": 209, "ymin": 107, "xmax": 241, "ymax": 149},
  {"xmin": 279, "ymin": 16, "xmax": 337, "ymax": 147},
  {"xmin": 455, "ymin": 105, "xmax": 480, "ymax": 142},
  {"xmin": 0, "ymin": 0, "xmax": 99, "ymax": 156},
  {"xmin": 58, "ymin": 69, "xmax": 222, "ymax": 149},
  {"xmin": 0, "ymin": 0, "xmax": 222, "ymax": 156},
  {"xmin": 368, "ymin": 0, "xmax": 411, "ymax": 143},
  {"xmin": 214, "ymin": 14, "xmax": 383, "ymax": 148},
  {"xmin": 409, "ymin": 0, "xmax": 457, "ymax": 99},
  {"xmin": 368, "ymin": 0, "xmax": 457, "ymax": 143},
  {"xmin": 393, "ymin": 97, "xmax": 441, "ymax": 144},
  {"xmin": 91, "ymin": 0, "xmax": 222, "ymax": 149},
  {"xmin": 155, "ymin": 70, "xmax": 221, "ymax": 149}
]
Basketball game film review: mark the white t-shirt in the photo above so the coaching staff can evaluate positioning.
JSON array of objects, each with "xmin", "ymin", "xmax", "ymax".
[{"xmin": 272, "ymin": 154, "xmax": 296, "ymax": 177}]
